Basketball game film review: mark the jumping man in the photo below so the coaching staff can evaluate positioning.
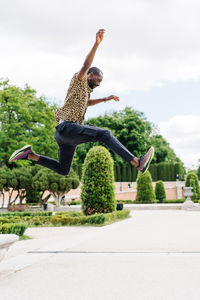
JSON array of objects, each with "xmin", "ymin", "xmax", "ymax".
[{"xmin": 10, "ymin": 29, "xmax": 154, "ymax": 175}]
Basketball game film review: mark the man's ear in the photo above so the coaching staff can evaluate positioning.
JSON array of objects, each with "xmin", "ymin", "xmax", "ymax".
[{"xmin": 87, "ymin": 73, "xmax": 94, "ymax": 80}]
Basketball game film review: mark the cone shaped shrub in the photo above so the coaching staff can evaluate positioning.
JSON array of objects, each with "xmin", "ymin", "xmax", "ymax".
[
  {"xmin": 185, "ymin": 171, "xmax": 200, "ymax": 200},
  {"xmin": 136, "ymin": 171, "xmax": 156, "ymax": 203},
  {"xmin": 81, "ymin": 146, "xmax": 116, "ymax": 215},
  {"xmin": 155, "ymin": 180, "xmax": 166, "ymax": 202}
]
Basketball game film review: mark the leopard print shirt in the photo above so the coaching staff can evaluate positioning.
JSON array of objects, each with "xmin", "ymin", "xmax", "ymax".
[{"xmin": 55, "ymin": 72, "xmax": 93, "ymax": 124}]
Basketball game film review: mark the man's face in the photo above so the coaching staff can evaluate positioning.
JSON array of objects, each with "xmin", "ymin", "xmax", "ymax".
[{"xmin": 87, "ymin": 72, "xmax": 103, "ymax": 89}]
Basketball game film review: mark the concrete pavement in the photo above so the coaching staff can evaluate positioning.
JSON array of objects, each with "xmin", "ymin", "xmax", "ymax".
[{"xmin": 1, "ymin": 210, "xmax": 200, "ymax": 300}]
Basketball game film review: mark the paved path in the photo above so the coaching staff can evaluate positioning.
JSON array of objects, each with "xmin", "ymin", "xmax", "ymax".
[{"xmin": 1, "ymin": 210, "xmax": 200, "ymax": 300}]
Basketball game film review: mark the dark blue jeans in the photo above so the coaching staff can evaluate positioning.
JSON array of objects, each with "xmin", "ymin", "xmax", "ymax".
[{"xmin": 37, "ymin": 121, "xmax": 134, "ymax": 175}]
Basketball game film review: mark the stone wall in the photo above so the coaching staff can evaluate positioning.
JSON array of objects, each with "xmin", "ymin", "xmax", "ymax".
[{"xmin": 66, "ymin": 181, "xmax": 185, "ymax": 201}]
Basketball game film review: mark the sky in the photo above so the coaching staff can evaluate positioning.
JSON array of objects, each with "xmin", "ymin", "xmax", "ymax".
[{"xmin": 1, "ymin": 0, "xmax": 200, "ymax": 169}]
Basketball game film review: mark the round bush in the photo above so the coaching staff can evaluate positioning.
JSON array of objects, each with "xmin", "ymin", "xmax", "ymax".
[
  {"xmin": 81, "ymin": 146, "xmax": 116, "ymax": 215},
  {"xmin": 136, "ymin": 171, "xmax": 156, "ymax": 203},
  {"xmin": 155, "ymin": 180, "xmax": 166, "ymax": 202},
  {"xmin": 185, "ymin": 171, "xmax": 200, "ymax": 200}
]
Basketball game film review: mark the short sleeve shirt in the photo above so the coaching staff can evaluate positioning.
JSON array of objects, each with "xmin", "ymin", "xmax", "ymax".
[{"xmin": 55, "ymin": 72, "xmax": 93, "ymax": 124}]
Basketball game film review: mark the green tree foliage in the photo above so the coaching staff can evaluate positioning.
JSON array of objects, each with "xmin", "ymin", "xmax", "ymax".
[
  {"xmin": 0, "ymin": 80, "xmax": 58, "ymax": 167},
  {"xmin": 122, "ymin": 165, "xmax": 127, "ymax": 182},
  {"xmin": 10, "ymin": 167, "xmax": 34, "ymax": 205},
  {"xmin": 197, "ymin": 165, "xmax": 200, "ymax": 180},
  {"xmin": 81, "ymin": 146, "xmax": 116, "ymax": 215},
  {"xmin": 111, "ymin": 162, "xmax": 184, "ymax": 182},
  {"xmin": 155, "ymin": 180, "xmax": 166, "ymax": 202},
  {"xmin": 83, "ymin": 107, "xmax": 152, "ymax": 161},
  {"xmin": 174, "ymin": 162, "xmax": 185, "ymax": 180},
  {"xmin": 150, "ymin": 135, "xmax": 181, "ymax": 163},
  {"xmin": 117, "ymin": 165, "xmax": 122, "ymax": 181},
  {"xmin": 185, "ymin": 171, "xmax": 200, "ymax": 200},
  {"xmin": 136, "ymin": 171, "xmax": 156, "ymax": 203},
  {"xmin": 72, "ymin": 107, "xmax": 182, "ymax": 168},
  {"xmin": 127, "ymin": 165, "xmax": 132, "ymax": 182},
  {"xmin": 23, "ymin": 165, "xmax": 41, "ymax": 204},
  {"xmin": 33, "ymin": 167, "xmax": 80, "ymax": 206},
  {"xmin": 0, "ymin": 166, "xmax": 41, "ymax": 207}
]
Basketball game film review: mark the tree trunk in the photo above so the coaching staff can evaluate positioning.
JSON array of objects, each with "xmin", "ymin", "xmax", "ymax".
[
  {"xmin": 9, "ymin": 191, "xmax": 19, "ymax": 206},
  {"xmin": 51, "ymin": 193, "xmax": 61, "ymax": 207},
  {"xmin": 1, "ymin": 192, "xmax": 5, "ymax": 208},
  {"xmin": 41, "ymin": 193, "xmax": 51, "ymax": 204},
  {"xmin": 7, "ymin": 189, "xmax": 14, "ymax": 207}
]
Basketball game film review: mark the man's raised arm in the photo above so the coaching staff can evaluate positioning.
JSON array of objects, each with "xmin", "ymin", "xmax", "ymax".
[{"xmin": 78, "ymin": 29, "xmax": 105, "ymax": 81}]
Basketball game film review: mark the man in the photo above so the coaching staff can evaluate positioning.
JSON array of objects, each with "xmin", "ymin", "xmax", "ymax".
[{"xmin": 10, "ymin": 29, "xmax": 154, "ymax": 175}]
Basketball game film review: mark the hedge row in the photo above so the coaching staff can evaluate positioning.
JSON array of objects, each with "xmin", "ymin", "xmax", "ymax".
[
  {"xmin": 0, "ymin": 211, "xmax": 53, "ymax": 217},
  {"xmin": 0, "ymin": 210, "xmax": 130, "ymax": 227},
  {"xmin": 0, "ymin": 223, "xmax": 28, "ymax": 236},
  {"xmin": 52, "ymin": 210, "xmax": 130, "ymax": 225},
  {"xmin": 0, "ymin": 216, "xmax": 51, "ymax": 226},
  {"xmin": 75, "ymin": 162, "xmax": 184, "ymax": 182}
]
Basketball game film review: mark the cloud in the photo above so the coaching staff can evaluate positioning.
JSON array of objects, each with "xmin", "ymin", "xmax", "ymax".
[
  {"xmin": 158, "ymin": 115, "xmax": 200, "ymax": 168},
  {"xmin": 1, "ymin": 0, "xmax": 200, "ymax": 98},
  {"xmin": 1, "ymin": 1, "xmax": 200, "ymax": 169}
]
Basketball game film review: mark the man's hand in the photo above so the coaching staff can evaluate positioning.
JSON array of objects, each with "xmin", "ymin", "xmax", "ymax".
[
  {"xmin": 105, "ymin": 95, "xmax": 120, "ymax": 102},
  {"xmin": 96, "ymin": 29, "xmax": 105, "ymax": 45},
  {"xmin": 78, "ymin": 29, "xmax": 105, "ymax": 80}
]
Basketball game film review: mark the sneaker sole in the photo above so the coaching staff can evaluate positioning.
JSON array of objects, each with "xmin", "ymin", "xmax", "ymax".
[
  {"xmin": 141, "ymin": 146, "xmax": 154, "ymax": 174},
  {"xmin": 9, "ymin": 145, "xmax": 32, "ymax": 162}
]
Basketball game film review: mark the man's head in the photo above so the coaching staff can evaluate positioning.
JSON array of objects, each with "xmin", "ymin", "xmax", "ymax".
[{"xmin": 87, "ymin": 67, "xmax": 103, "ymax": 89}]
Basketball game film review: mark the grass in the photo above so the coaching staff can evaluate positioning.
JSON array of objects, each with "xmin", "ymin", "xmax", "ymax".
[{"xmin": 19, "ymin": 235, "xmax": 32, "ymax": 241}]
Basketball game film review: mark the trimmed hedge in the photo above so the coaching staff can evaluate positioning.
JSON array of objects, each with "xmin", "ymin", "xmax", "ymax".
[
  {"xmin": 75, "ymin": 161, "xmax": 185, "ymax": 182},
  {"xmin": 136, "ymin": 171, "xmax": 156, "ymax": 203},
  {"xmin": 51, "ymin": 210, "xmax": 130, "ymax": 225},
  {"xmin": 55, "ymin": 211, "xmax": 83, "ymax": 217},
  {"xmin": 114, "ymin": 162, "xmax": 185, "ymax": 182},
  {"xmin": 0, "ymin": 210, "xmax": 130, "ymax": 227},
  {"xmin": 0, "ymin": 223, "xmax": 28, "ymax": 236},
  {"xmin": 81, "ymin": 146, "xmax": 116, "ymax": 215},
  {"xmin": 0, "ymin": 211, "xmax": 53, "ymax": 217},
  {"xmin": 155, "ymin": 180, "xmax": 166, "ymax": 202},
  {"xmin": 185, "ymin": 171, "xmax": 200, "ymax": 200}
]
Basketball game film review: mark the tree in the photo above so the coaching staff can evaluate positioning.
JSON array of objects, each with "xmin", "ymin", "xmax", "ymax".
[
  {"xmin": 136, "ymin": 171, "xmax": 156, "ymax": 203},
  {"xmin": 0, "ymin": 167, "xmax": 8, "ymax": 208},
  {"xmin": 81, "ymin": 146, "xmax": 116, "ymax": 215},
  {"xmin": 3, "ymin": 167, "xmax": 20, "ymax": 207},
  {"xmin": 155, "ymin": 180, "xmax": 166, "ymax": 202},
  {"xmin": 150, "ymin": 135, "xmax": 180, "ymax": 163},
  {"xmin": 197, "ymin": 165, "xmax": 200, "ymax": 180},
  {"xmin": 0, "ymin": 167, "xmax": 39, "ymax": 207},
  {"xmin": 0, "ymin": 80, "xmax": 58, "ymax": 167},
  {"xmin": 185, "ymin": 171, "xmax": 200, "ymax": 201},
  {"xmin": 33, "ymin": 167, "xmax": 79, "ymax": 206},
  {"xmin": 11, "ymin": 168, "xmax": 34, "ymax": 205},
  {"xmin": 85, "ymin": 107, "xmax": 152, "ymax": 159},
  {"xmin": 72, "ymin": 107, "xmax": 183, "ymax": 171},
  {"xmin": 74, "ymin": 107, "xmax": 152, "ymax": 167}
]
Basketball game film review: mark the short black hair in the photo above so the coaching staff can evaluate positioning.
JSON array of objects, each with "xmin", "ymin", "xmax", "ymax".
[{"xmin": 88, "ymin": 67, "xmax": 103, "ymax": 76}]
